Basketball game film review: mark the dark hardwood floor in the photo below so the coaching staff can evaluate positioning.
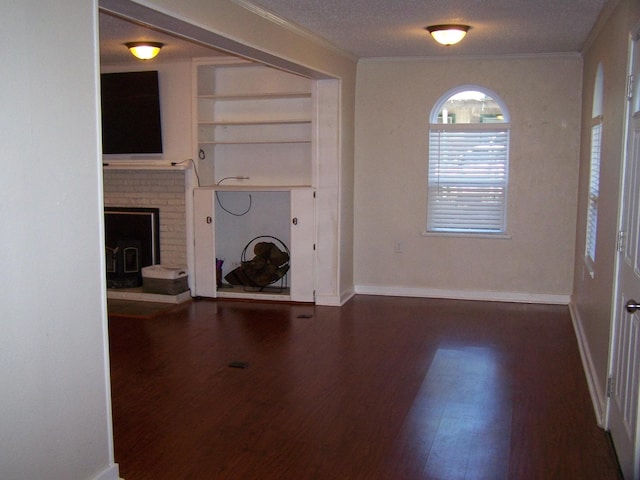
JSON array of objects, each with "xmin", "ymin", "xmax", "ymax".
[{"xmin": 108, "ymin": 296, "xmax": 622, "ymax": 479}]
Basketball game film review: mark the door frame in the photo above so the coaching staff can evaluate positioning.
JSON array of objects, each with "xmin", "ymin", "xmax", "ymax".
[
  {"xmin": 606, "ymin": 19, "xmax": 640, "ymax": 458},
  {"xmin": 607, "ymin": 21, "xmax": 640, "ymax": 422}
]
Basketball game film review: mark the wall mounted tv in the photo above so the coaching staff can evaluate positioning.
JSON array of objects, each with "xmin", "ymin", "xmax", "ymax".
[{"xmin": 100, "ymin": 70, "xmax": 163, "ymax": 155}]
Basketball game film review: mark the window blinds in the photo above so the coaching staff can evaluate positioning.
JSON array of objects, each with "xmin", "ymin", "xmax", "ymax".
[
  {"xmin": 586, "ymin": 121, "xmax": 602, "ymax": 262},
  {"xmin": 428, "ymin": 125, "xmax": 509, "ymax": 233}
]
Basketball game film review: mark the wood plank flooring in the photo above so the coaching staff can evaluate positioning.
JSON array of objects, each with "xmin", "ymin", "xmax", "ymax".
[{"xmin": 108, "ymin": 296, "xmax": 622, "ymax": 479}]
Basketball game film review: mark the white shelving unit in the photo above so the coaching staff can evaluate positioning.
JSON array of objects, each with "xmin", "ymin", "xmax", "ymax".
[
  {"xmin": 193, "ymin": 59, "xmax": 313, "ymax": 187},
  {"xmin": 191, "ymin": 59, "xmax": 316, "ymax": 302}
]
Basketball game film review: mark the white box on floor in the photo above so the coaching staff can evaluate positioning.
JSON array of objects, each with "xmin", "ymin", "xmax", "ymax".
[{"xmin": 142, "ymin": 265, "xmax": 188, "ymax": 295}]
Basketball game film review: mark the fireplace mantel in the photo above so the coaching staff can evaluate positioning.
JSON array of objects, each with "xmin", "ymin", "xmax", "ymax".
[{"xmin": 102, "ymin": 161, "xmax": 191, "ymax": 171}]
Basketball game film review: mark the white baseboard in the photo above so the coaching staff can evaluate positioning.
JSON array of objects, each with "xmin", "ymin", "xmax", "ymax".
[
  {"xmin": 568, "ymin": 301, "xmax": 608, "ymax": 427},
  {"xmin": 315, "ymin": 288, "xmax": 355, "ymax": 306},
  {"xmin": 354, "ymin": 284, "xmax": 570, "ymax": 305},
  {"xmin": 91, "ymin": 464, "xmax": 120, "ymax": 480}
]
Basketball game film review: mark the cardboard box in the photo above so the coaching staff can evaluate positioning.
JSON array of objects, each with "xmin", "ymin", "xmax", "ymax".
[{"xmin": 142, "ymin": 265, "xmax": 188, "ymax": 295}]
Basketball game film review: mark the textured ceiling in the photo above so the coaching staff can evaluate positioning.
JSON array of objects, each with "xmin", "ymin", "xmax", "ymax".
[
  {"xmin": 249, "ymin": 0, "xmax": 611, "ymax": 58},
  {"xmin": 99, "ymin": 0, "xmax": 612, "ymax": 65},
  {"xmin": 99, "ymin": 12, "xmax": 228, "ymax": 66}
]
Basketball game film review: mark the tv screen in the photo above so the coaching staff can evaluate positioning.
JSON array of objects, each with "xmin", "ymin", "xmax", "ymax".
[{"xmin": 100, "ymin": 71, "xmax": 163, "ymax": 155}]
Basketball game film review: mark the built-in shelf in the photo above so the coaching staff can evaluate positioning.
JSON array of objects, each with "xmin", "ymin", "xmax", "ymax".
[
  {"xmin": 200, "ymin": 92, "xmax": 311, "ymax": 100},
  {"xmin": 199, "ymin": 120, "xmax": 311, "ymax": 126},
  {"xmin": 198, "ymin": 140, "xmax": 311, "ymax": 145},
  {"xmin": 193, "ymin": 59, "xmax": 313, "ymax": 187},
  {"xmin": 212, "ymin": 184, "xmax": 312, "ymax": 191},
  {"xmin": 191, "ymin": 60, "xmax": 316, "ymax": 304}
]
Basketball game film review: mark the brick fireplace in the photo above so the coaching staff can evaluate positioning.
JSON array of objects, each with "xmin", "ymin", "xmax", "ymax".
[{"xmin": 103, "ymin": 169, "xmax": 187, "ymax": 268}]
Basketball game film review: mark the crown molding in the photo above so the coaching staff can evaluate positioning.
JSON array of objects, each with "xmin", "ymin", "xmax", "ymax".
[
  {"xmin": 231, "ymin": 0, "xmax": 358, "ymax": 62},
  {"xmin": 358, "ymin": 51, "xmax": 583, "ymax": 64}
]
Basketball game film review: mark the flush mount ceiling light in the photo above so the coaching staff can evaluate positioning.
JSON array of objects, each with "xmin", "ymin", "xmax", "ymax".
[
  {"xmin": 125, "ymin": 42, "xmax": 164, "ymax": 60},
  {"xmin": 426, "ymin": 25, "xmax": 470, "ymax": 46}
]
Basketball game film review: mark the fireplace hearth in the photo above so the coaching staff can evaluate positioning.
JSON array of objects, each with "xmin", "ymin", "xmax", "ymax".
[{"xmin": 105, "ymin": 208, "xmax": 160, "ymax": 288}]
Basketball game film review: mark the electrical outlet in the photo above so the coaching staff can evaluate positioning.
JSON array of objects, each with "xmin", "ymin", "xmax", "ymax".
[{"xmin": 394, "ymin": 241, "xmax": 403, "ymax": 253}]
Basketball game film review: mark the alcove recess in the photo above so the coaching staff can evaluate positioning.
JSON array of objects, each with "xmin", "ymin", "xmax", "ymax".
[{"xmin": 192, "ymin": 58, "xmax": 315, "ymax": 303}]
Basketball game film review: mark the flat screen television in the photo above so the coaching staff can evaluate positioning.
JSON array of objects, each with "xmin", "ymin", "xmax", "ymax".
[{"xmin": 100, "ymin": 70, "xmax": 163, "ymax": 155}]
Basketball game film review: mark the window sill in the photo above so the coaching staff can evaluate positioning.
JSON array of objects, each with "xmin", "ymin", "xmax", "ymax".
[{"xmin": 421, "ymin": 231, "xmax": 512, "ymax": 240}]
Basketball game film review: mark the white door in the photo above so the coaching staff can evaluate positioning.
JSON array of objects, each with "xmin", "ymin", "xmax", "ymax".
[
  {"xmin": 193, "ymin": 188, "xmax": 217, "ymax": 298},
  {"xmin": 609, "ymin": 30, "xmax": 640, "ymax": 480},
  {"xmin": 290, "ymin": 188, "xmax": 316, "ymax": 302}
]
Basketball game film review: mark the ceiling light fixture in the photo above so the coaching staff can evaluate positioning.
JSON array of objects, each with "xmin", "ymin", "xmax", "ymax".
[
  {"xmin": 125, "ymin": 42, "xmax": 164, "ymax": 60},
  {"xmin": 426, "ymin": 25, "xmax": 470, "ymax": 46}
]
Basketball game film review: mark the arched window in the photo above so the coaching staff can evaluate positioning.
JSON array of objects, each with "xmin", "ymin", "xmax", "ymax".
[
  {"xmin": 585, "ymin": 63, "xmax": 603, "ymax": 274},
  {"xmin": 427, "ymin": 86, "xmax": 510, "ymax": 234}
]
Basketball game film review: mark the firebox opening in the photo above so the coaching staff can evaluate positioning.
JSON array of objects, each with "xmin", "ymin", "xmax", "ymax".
[{"xmin": 105, "ymin": 207, "xmax": 160, "ymax": 288}]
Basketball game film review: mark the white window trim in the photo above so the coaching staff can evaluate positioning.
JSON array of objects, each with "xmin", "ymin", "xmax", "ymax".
[
  {"xmin": 427, "ymin": 123, "xmax": 510, "ymax": 235},
  {"xmin": 422, "ymin": 231, "xmax": 512, "ymax": 240},
  {"xmin": 430, "ymin": 85, "xmax": 511, "ymax": 124},
  {"xmin": 584, "ymin": 64, "xmax": 603, "ymax": 279},
  {"xmin": 427, "ymin": 86, "xmax": 511, "ymax": 235}
]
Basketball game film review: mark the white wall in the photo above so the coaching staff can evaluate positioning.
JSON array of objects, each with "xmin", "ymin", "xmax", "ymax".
[
  {"xmin": 0, "ymin": 1, "xmax": 118, "ymax": 479},
  {"xmin": 354, "ymin": 55, "xmax": 583, "ymax": 302}
]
